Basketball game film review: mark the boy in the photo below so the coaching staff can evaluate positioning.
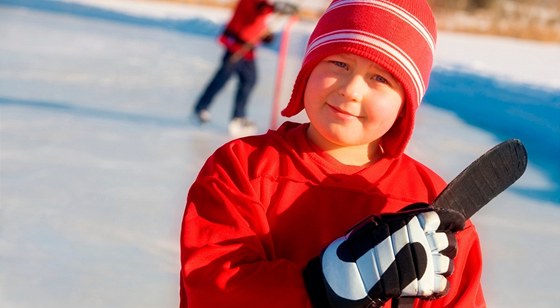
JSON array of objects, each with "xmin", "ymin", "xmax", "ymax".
[
  {"xmin": 180, "ymin": 0, "xmax": 485, "ymax": 307},
  {"xmin": 192, "ymin": 0, "xmax": 276, "ymax": 137}
]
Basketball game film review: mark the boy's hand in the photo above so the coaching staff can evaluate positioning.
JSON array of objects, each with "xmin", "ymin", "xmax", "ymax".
[{"xmin": 303, "ymin": 203, "xmax": 465, "ymax": 307}]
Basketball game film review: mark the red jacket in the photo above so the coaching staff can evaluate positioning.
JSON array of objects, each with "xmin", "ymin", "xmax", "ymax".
[
  {"xmin": 219, "ymin": 0, "xmax": 274, "ymax": 60},
  {"xmin": 180, "ymin": 122, "xmax": 485, "ymax": 307}
]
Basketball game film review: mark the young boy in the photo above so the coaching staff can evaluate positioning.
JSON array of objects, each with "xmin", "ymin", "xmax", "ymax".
[
  {"xmin": 180, "ymin": 0, "xmax": 486, "ymax": 307},
  {"xmin": 192, "ymin": 0, "xmax": 277, "ymax": 137}
]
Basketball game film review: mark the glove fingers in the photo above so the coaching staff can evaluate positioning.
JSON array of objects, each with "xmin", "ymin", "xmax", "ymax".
[
  {"xmin": 440, "ymin": 232, "xmax": 458, "ymax": 258},
  {"xmin": 418, "ymin": 212, "xmax": 459, "ymax": 258},
  {"xmin": 434, "ymin": 208, "xmax": 466, "ymax": 232},
  {"xmin": 432, "ymin": 254, "xmax": 453, "ymax": 276},
  {"xmin": 433, "ymin": 274, "xmax": 450, "ymax": 295},
  {"xmin": 426, "ymin": 231, "xmax": 448, "ymax": 251},
  {"xmin": 425, "ymin": 231, "xmax": 458, "ymax": 257}
]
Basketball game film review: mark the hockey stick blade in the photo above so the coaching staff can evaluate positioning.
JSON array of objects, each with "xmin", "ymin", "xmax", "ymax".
[{"xmin": 432, "ymin": 139, "xmax": 528, "ymax": 219}]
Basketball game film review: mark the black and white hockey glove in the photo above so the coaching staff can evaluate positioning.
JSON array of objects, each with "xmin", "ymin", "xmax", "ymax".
[{"xmin": 303, "ymin": 203, "xmax": 465, "ymax": 308}]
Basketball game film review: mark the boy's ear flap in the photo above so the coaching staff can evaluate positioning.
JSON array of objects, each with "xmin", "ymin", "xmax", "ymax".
[{"xmin": 397, "ymin": 100, "xmax": 407, "ymax": 118}]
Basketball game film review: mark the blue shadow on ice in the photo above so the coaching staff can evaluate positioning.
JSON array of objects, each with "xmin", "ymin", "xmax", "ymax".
[
  {"xmin": 0, "ymin": 97, "xmax": 188, "ymax": 127},
  {"xmin": 0, "ymin": 0, "xmax": 220, "ymax": 36},
  {"xmin": 425, "ymin": 68, "xmax": 560, "ymax": 203},
  {"xmin": 0, "ymin": 0, "xmax": 282, "ymax": 50}
]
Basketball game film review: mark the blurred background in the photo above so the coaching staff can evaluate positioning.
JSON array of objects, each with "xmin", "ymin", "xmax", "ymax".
[
  {"xmin": 1, "ymin": 0, "xmax": 559, "ymax": 307},
  {"xmin": 175, "ymin": 0, "xmax": 560, "ymax": 41}
]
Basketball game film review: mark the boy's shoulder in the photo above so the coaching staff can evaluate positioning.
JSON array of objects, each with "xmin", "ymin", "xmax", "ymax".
[
  {"xmin": 209, "ymin": 121, "xmax": 307, "ymax": 165},
  {"xmin": 399, "ymin": 153, "xmax": 447, "ymax": 192},
  {"xmin": 220, "ymin": 121, "xmax": 305, "ymax": 153},
  {"xmin": 201, "ymin": 121, "xmax": 309, "ymax": 181}
]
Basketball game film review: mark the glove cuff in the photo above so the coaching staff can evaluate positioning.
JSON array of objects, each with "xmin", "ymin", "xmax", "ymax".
[{"xmin": 303, "ymin": 255, "xmax": 388, "ymax": 308}]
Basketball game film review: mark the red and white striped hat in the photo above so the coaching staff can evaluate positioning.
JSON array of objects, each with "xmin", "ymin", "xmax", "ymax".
[{"xmin": 281, "ymin": 0, "xmax": 437, "ymax": 157}]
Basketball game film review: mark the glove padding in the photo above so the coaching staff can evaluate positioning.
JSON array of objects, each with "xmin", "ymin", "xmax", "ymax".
[{"xmin": 304, "ymin": 203, "xmax": 465, "ymax": 308}]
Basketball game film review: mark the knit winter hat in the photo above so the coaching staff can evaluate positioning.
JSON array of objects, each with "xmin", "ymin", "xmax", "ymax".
[{"xmin": 281, "ymin": 0, "xmax": 437, "ymax": 157}]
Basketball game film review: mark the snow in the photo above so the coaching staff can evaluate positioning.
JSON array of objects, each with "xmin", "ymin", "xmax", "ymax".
[
  {"xmin": 0, "ymin": 1, "xmax": 559, "ymax": 307},
  {"xmin": 435, "ymin": 31, "xmax": 560, "ymax": 90}
]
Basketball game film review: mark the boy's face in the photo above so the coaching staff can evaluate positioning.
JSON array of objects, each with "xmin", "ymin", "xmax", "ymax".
[{"xmin": 304, "ymin": 53, "xmax": 405, "ymax": 150}]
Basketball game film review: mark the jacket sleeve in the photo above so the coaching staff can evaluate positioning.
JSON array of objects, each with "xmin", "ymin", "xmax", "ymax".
[
  {"xmin": 415, "ymin": 220, "xmax": 486, "ymax": 307},
  {"xmin": 179, "ymin": 145, "xmax": 313, "ymax": 307}
]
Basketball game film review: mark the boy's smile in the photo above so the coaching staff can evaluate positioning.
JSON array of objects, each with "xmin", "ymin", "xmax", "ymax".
[
  {"xmin": 304, "ymin": 53, "xmax": 405, "ymax": 165},
  {"xmin": 326, "ymin": 103, "xmax": 364, "ymax": 120}
]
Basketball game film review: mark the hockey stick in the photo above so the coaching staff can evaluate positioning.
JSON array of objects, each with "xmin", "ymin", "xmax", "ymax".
[
  {"xmin": 396, "ymin": 139, "xmax": 528, "ymax": 307},
  {"xmin": 432, "ymin": 139, "xmax": 528, "ymax": 218},
  {"xmin": 269, "ymin": 14, "xmax": 298, "ymax": 129}
]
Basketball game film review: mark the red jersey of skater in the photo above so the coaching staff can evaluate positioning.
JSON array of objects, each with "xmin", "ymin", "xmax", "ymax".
[{"xmin": 219, "ymin": 0, "xmax": 274, "ymax": 60}]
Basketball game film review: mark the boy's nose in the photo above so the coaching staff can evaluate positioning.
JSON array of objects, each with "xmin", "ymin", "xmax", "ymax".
[{"xmin": 338, "ymin": 75, "xmax": 365, "ymax": 102}]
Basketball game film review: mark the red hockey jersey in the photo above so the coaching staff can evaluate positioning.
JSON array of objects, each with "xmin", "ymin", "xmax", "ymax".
[
  {"xmin": 180, "ymin": 122, "xmax": 485, "ymax": 307},
  {"xmin": 219, "ymin": 0, "xmax": 274, "ymax": 60}
]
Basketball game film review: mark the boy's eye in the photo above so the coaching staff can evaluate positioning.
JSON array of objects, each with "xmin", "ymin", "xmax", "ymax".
[
  {"xmin": 330, "ymin": 60, "xmax": 348, "ymax": 70},
  {"xmin": 372, "ymin": 74, "xmax": 389, "ymax": 84}
]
